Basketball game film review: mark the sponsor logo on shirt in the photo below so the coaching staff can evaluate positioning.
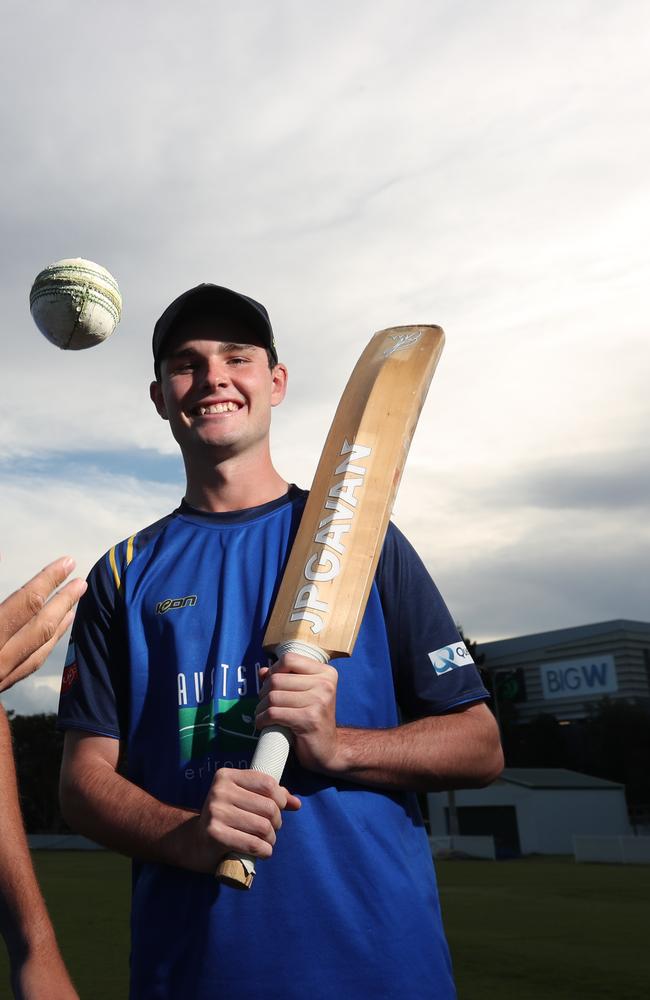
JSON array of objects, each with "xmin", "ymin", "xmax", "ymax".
[
  {"xmin": 176, "ymin": 660, "xmax": 269, "ymax": 765},
  {"xmin": 61, "ymin": 644, "xmax": 79, "ymax": 693},
  {"xmin": 156, "ymin": 594, "xmax": 198, "ymax": 614},
  {"xmin": 428, "ymin": 641, "xmax": 474, "ymax": 676}
]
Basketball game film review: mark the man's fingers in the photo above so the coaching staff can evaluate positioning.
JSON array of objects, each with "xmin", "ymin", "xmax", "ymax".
[
  {"xmin": 41, "ymin": 576, "xmax": 87, "ymax": 623},
  {"xmin": 0, "ymin": 579, "xmax": 86, "ymax": 690},
  {"xmin": 0, "ymin": 615, "xmax": 68, "ymax": 692},
  {"xmin": 3, "ymin": 578, "xmax": 86, "ymax": 661},
  {"xmin": 207, "ymin": 769, "xmax": 302, "ymax": 820},
  {"xmin": 259, "ymin": 656, "xmax": 338, "ymax": 694},
  {"xmin": 271, "ymin": 652, "xmax": 334, "ymax": 675},
  {"xmin": 0, "ymin": 608, "xmax": 77, "ymax": 692},
  {"xmin": 0, "ymin": 557, "xmax": 78, "ymax": 645},
  {"xmin": 202, "ymin": 769, "xmax": 300, "ymax": 859},
  {"xmin": 257, "ymin": 688, "xmax": 317, "ymax": 715},
  {"xmin": 209, "ymin": 768, "xmax": 290, "ymax": 809}
]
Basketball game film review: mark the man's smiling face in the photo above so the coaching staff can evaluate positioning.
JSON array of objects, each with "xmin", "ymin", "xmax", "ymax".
[{"xmin": 150, "ymin": 315, "xmax": 287, "ymax": 461}]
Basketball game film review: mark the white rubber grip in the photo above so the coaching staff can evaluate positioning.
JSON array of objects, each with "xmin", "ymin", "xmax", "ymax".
[
  {"xmin": 218, "ymin": 641, "xmax": 329, "ymax": 885},
  {"xmin": 250, "ymin": 724, "xmax": 292, "ymax": 781}
]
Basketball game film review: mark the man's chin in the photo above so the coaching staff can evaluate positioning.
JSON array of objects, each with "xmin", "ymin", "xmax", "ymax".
[{"xmin": 194, "ymin": 431, "xmax": 251, "ymax": 456}]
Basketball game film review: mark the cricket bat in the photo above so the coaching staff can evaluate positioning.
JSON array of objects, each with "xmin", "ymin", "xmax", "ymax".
[{"xmin": 217, "ymin": 324, "xmax": 445, "ymax": 888}]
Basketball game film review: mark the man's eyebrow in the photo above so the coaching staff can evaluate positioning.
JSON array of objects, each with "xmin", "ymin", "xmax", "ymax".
[
  {"xmin": 167, "ymin": 346, "xmax": 198, "ymax": 359},
  {"xmin": 218, "ymin": 342, "xmax": 258, "ymax": 353}
]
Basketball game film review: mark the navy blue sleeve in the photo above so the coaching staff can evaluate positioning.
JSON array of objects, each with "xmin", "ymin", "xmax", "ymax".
[
  {"xmin": 57, "ymin": 548, "xmax": 127, "ymax": 739},
  {"xmin": 375, "ymin": 522, "xmax": 489, "ymax": 719}
]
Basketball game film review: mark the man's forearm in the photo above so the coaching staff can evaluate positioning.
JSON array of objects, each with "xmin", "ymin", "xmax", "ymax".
[
  {"xmin": 257, "ymin": 655, "xmax": 504, "ymax": 792},
  {"xmin": 60, "ymin": 732, "xmax": 300, "ymax": 873},
  {"xmin": 322, "ymin": 704, "xmax": 504, "ymax": 791},
  {"xmin": 59, "ymin": 755, "xmax": 201, "ymax": 870}
]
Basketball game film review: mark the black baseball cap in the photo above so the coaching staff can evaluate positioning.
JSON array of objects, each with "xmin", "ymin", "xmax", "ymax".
[{"xmin": 152, "ymin": 283, "xmax": 278, "ymax": 375}]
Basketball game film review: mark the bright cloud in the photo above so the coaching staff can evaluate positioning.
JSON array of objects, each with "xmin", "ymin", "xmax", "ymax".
[{"xmin": 1, "ymin": 0, "xmax": 648, "ymax": 710}]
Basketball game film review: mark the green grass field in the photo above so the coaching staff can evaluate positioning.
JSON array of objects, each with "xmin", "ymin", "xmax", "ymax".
[
  {"xmin": 0, "ymin": 853, "xmax": 648, "ymax": 998},
  {"xmin": 439, "ymin": 857, "xmax": 650, "ymax": 1000}
]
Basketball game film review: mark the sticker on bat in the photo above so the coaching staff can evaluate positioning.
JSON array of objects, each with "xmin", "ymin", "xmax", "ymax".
[
  {"xmin": 289, "ymin": 438, "xmax": 372, "ymax": 634},
  {"xmin": 383, "ymin": 331, "xmax": 423, "ymax": 357}
]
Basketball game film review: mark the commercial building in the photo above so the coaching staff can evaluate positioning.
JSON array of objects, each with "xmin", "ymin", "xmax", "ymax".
[
  {"xmin": 426, "ymin": 620, "xmax": 650, "ymax": 856},
  {"xmin": 475, "ymin": 619, "xmax": 650, "ymax": 723}
]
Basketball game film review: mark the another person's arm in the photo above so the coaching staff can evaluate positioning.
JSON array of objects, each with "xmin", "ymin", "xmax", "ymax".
[
  {"xmin": 0, "ymin": 707, "xmax": 78, "ymax": 999},
  {"xmin": 0, "ymin": 557, "xmax": 85, "ymax": 998}
]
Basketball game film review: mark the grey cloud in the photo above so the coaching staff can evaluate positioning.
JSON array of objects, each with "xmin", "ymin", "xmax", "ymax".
[
  {"xmin": 0, "ymin": 680, "xmax": 61, "ymax": 717},
  {"xmin": 423, "ymin": 516, "xmax": 650, "ymax": 642},
  {"xmin": 487, "ymin": 449, "xmax": 650, "ymax": 513},
  {"xmin": 523, "ymin": 460, "xmax": 650, "ymax": 511}
]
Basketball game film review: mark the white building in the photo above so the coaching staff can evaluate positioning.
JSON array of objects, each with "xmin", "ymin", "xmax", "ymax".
[{"xmin": 427, "ymin": 768, "xmax": 631, "ymax": 856}]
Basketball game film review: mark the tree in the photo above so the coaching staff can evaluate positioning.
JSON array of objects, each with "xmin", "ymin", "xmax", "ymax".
[
  {"xmin": 581, "ymin": 699, "xmax": 650, "ymax": 806},
  {"xmin": 9, "ymin": 714, "xmax": 67, "ymax": 833}
]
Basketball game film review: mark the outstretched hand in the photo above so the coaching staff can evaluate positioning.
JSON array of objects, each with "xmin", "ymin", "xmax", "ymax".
[{"xmin": 0, "ymin": 557, "xmax": 87, "ymax": 693}]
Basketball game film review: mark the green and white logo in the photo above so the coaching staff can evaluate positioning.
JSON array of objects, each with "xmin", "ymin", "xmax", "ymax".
[{"xmin": 178, "ymin": 696, "xmax": 258, "ymax": 763}]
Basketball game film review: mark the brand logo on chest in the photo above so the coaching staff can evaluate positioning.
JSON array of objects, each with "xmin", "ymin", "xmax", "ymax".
[{"xmin": 156, "ymin": 594, "xmax": 198, "ymax": 614}]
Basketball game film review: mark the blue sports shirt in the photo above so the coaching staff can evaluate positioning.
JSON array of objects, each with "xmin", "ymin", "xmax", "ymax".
[{"xmin": 59, "ymin": 487, "xmax": 488, "ymax": 999}]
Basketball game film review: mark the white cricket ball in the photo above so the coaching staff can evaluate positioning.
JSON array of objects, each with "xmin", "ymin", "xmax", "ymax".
[{"xmin": 29, "ymin": 257, "xmax": 122, "ymax": 350}]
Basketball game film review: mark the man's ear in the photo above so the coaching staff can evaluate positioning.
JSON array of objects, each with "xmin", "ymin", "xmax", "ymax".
[
  {"xmin": 150, "ymin": 380, "xmax": 169, "ymax": 420},
  {"xmin": 270, "ymin": 363, "xmax": 288, "ymax": 407}
]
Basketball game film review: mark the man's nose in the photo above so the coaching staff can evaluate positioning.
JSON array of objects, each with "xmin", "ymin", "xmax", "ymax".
[{"xmin": 203, "ymin": 358, "xmax": 230, "ymax": 388}]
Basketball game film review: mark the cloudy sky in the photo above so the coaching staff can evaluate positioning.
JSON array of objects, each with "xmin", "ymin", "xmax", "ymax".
[{"xmin": 1, "ymin": 0, "xmax": 648, "ymax": 714}]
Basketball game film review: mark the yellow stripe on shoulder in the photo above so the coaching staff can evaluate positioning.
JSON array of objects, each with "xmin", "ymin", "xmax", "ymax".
[
  {"xmin": 109, "ymin": 546, "xmax": 121, "ymax": 590},
  {"xmin": 108, "ymin": 532, "xmax": 140, "ymax": 592}
]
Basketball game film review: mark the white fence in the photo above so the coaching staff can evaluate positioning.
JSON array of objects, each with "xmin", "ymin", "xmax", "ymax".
[
  {"xmin": 574, "ymin": 835, "xmax": 650, "ymax": 864},
  {"xmin": 28, "ymin": 835, "xmax": 104, "ymax": 850}
]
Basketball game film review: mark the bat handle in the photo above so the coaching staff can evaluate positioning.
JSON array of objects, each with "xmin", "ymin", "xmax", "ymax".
[{"xmin": 216, "ymin": 641, "xmax": 329, "ymax": 889}]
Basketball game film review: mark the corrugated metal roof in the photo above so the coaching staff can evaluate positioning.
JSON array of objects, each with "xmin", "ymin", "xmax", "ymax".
[
  {"xmin": 477, "ymin": 619, "xmax": 650, "ymax": 660},
  {"xmin": 499, "ymin": 767, "xmax": 624, "ymax": 790}
]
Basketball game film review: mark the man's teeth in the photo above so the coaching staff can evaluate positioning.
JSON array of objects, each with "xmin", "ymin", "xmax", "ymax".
[{"xmin": 196, "ymin": 402, "xmax": 240, "ymax": 415}]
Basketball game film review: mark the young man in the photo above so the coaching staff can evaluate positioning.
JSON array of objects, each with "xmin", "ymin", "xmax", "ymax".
[
  {"xmin": 58, "ymin": 284, "xmax": 503, "ymax": 999},
  {"xmin": 1, "ymin": 557, "xmax": 85, "ymax": 999}
]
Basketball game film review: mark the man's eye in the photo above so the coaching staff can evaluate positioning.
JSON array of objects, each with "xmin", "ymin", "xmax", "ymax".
[{"xmin": 228, "ymin": 356, "xmax": 249, "ymax": 365}]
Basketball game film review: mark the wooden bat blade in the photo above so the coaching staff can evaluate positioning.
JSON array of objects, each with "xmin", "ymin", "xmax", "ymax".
[
  {"xmin": 264, "ymin": 324, "xmax": 445, "ymax": 659},
  {"xmin": 217, "ymin": 323, "xmax": 444, "ymax": 888}
]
